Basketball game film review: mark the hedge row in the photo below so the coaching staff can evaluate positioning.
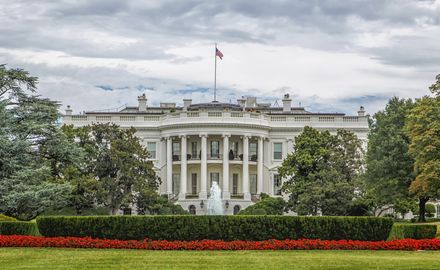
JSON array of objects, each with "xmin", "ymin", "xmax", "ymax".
[
  {"xmin": 0, "ymin": 214, "xmax": 17, "ymax": 222},
  {"xmin": 0, "ymin": 221, "xmax": 39, "ymax": 236},
  {"xmin": 36, "ymin": 216, "xmax": 393, "ymax": 241},
  {"xmin": 388, "ymin": 224, "xmax": 437, "ymax": 240}
]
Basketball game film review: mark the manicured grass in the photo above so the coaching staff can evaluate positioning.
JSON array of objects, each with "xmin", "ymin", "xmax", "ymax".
[{"xmin": 1, "ymin": 248, "xmax": 440, "ymax": 270}]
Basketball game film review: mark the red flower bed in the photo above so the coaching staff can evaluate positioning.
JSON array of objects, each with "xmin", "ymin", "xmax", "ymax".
[{"xmin": 1, "ymin": 235, "xmax": 440, "ymax": 251}]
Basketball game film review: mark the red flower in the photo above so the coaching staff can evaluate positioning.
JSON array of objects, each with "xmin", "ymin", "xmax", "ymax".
[{"xmin": 1, "ymin": 235, "xmax": 440, "ymax": 251}]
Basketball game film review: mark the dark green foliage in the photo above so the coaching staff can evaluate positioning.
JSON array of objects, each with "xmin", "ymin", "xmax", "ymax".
[
  {"xmin": 413, "ymin": 203, "xmax": 437, "ymax": 218},
  {"xmin": 388, "ymin": 224, "xmax": 437, "ymax": 240},
  {"xmin": 0, "ymin": 214, "xmax": 17, "ymax": 222},
  {"xmin": 364, "ymin": 97, "xmax": 415, "ymax": 217},
  {"xmin": 0, "ymin": 65, "xmax": 74, "ymax": 220},
  {"xmin": 41, "ymin": 207, "xmax": 111, "ymax": 216},
  {"xmin": 279, "ymin": 127, "xmax": 364, "ymax": 215},
  {"xmin": 61, "ymin": 123, "xmax": 160, "ymax": 215},
  {"xmin": 37, "ymin": 216, "xmax": 393, "ymax": 241},
  {"xmin": 0, "ymin": 221, "xmax": 39, "ymax": 235},
  {"xmin": 136, "ymin": 192, "xmax": 188, "ymax": 215},
  {"xmin": 238, "ymin": 194, "xmax": 286, "ymax": 215}
]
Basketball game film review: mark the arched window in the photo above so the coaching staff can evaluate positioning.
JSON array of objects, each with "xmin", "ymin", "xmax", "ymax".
[
  {"xmin": 189, "ymin": 205, "xmax": 196, "ymax": 215},
  {"xmin": 233, "ymin": 205, "xmax": 241, "ymax": 215}
]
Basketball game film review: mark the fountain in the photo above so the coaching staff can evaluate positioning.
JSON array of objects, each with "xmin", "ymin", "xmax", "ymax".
[{"xmin": 207, "ymin": 181, "xmax": 224, "ymax": 215}]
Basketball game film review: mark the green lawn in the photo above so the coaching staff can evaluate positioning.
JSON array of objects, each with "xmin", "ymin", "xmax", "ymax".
[{"xmin": 1, "ymin": 248, "xmax": 440, "ymax": 270}]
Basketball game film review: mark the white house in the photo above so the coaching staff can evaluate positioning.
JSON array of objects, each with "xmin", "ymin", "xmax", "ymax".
[{"xmin": 63, "ymin": 94, "xmax": 369, "ymax": 215}]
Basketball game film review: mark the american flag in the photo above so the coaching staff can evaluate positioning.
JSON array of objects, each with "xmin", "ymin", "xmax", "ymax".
[{"xmin": 216, "ymin": 48, "xmax": 223, "ymax": 60}]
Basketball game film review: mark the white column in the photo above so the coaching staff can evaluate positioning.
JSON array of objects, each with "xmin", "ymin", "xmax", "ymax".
[
  {"xmin": 242, "ymin": 134, "xmax": 251, "ymax": 200},
  {"xmin": 257, "ymin": 136, "xmax": 264, "ymax": 196},
  {"xmin": 179, "ymin": 135, "xmax": 187, "ymax": 200},
  {"xmin": 199, "ymin": 133, "xmax": 208, "ymax": 199},
  {"xmin": 166, "ymin": 137, "xmax": 173, "ymax": 196},
  {"xmin": 222, "ymin": 133, "xmax": 231, "ymax": 199}
]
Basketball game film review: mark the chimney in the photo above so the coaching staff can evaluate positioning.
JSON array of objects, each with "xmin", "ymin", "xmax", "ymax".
[
  {"xmin": 65, "ymin": 105, "xmax": 72, "ymax": 116},
  {"xmin": 138, "ymin": 94, "xmax": 147, "ymax": 112},
  {"xmin": 358, "ymin": 106, "xmax": 365, "ymax": 116},
  {"xmin": 237, "ymin": 97, "xmax": 246, "ymax": 108},
  {"xmin": 183, "ymin": 99, "xmax": 192, "ymax": 110},
  {"xmin": 282, "ymin": 93, "xmax": 292, "ymax": 112}
]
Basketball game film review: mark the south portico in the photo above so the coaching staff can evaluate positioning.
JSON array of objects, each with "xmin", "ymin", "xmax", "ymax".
[{"xmin": 162, "ymin": 130, "xmax": 268, "ymax": 215}]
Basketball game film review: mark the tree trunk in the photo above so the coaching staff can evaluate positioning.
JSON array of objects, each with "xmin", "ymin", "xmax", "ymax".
[
  {"xmin": 418, "ymin": 197, "xmax": 429, "ymax": 222},
  {"xmin": 111, "ymin": 207, "xmax": 119, "ymax": 215}
]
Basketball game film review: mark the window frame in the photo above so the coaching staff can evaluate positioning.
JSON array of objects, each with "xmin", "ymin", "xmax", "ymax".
[
  {"xmin": 146, "ymin": 141, "xmax": 157, "ymax": 159},
  {"xmin": 273, "ymin": 142, "xmax": 283, "ymax": 160}
]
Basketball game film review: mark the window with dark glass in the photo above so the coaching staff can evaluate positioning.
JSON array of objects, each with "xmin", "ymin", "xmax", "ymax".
[
  {"xmin": 250, "ymin": 174, "xmax": 257, "ymax": 195},
  {"xmin": 273, "ymin": 174, "xmax": 282, "ymax": 195},
  {"xmin": 191, "ymin": 173, "xmax": 197, "ymax": 194},
  {"xmin": 210, "ymin": 172, "xmax": 219, "ymax": 188},
  {"xmin": 273, "ymin": 142, "xmax": 283, "ymax": 160},
  {"xmin": 232, "ymin": 173, "xmax": 238, "ymax": 195},
  {"xmin": 191, "ymin": 141, "xmax": 198, "ymax": 159},
  {"xmin": 172, "ymin": 173, "xmax": 180, "ymax": 194},
  {"xmin": 211, "ymin": 140, "xmax": 219, "ymax": 158},
  {"xmin": 249, "ymin": 142, "xmax": 257, "ymax": 161},
  {"xmin": 147, "ymin": 142, "xmax": 156, "ymax": 159},
  {"xmin": 172, "ymin": 141, "xmax": 180, "ymax": 161},
  {"xmin": 189, "ymin": 205, "xmax": 196, "ymax": 215}
]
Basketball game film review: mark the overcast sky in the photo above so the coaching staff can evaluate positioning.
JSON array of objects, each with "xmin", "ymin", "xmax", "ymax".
[{"xmin": 1, "ymin": 0, "xmax": 439, "ymax": 115}]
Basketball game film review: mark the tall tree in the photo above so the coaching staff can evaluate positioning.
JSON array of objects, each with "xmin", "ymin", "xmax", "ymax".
[
  {"xmin": 0, "ymin": 65, "xmax": 74, "ymax": 220},
  {"xmin": 278, "ymin": 126, "xmax": 364, "ymax": 216},
  {"xmin": 406, "ymin": 76, "xmax": 440, "ymax": 222},
  {"xmin": 63, "ymin": 123, "xmax": 161, "ymax": 214},
  {"xmin": 364, "ymin": 97, "xmax": 415, "ymax": 216}
]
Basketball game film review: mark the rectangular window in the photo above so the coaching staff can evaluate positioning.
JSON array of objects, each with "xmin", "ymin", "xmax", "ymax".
[
  {"xmin": 273, "ymin": 174, "xmax": 282, "ymax": 195},
  {"xmin": 230, "ymin": 141, "xmax": 239, "ymax": 159},
  {"xmin": 172, "ymin": 174, "xmax": 180, "ymax": 195},
  {"xmin": 273, "ymin": 142, "xmax": 283, "ymax": 160},
  {"xmin": 147, "ymin": 142, "xmax": 157, "ymax": 159},
  {"xmin": 191, "ymin": 173, "xmax": 197, "ymax": 194},
  {"xmin": 172, "ymin": 141, "xmax": 180, "ymax": 161},
  {"xmin": 211, "ymin": 141, "xmax": 219, "ymax": 158},
  {"xmin": 232, "ymin": 173, "xmax": 238, "ymax": 195},
  {"xmin": 249, "ymin": 142, "xmax": 258, "ymax": 161},
  {"xmin": 250, "ymin": 174, "xmax": 257, "ymax": 195},
  {"xmin": 191, "ymin": 142, "xmax": 198, "ymax": 159},
  {"xmin": 210, "ymin": 172, "xmax": 219, "ymax": 188}
]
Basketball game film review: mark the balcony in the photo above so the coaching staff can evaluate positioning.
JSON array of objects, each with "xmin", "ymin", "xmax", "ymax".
[
  {"xmin": 231, "ymin": 193, "xmax": 244, "ymax": 199},
  {"xmin": 185, "ymin": 193, "xmax": 199, "ymax": 199},
  {"xmin": 208, "ymin": 153, "xmax": 222, "ymax": 160}
]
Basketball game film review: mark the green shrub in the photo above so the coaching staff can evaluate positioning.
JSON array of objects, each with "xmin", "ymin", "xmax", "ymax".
[
  {"xmin": 0, "ymin": 214, "xmax": 17, "ymax": 222},
  {"xmin": 0, "ymin": 221, "xmax": 39, "ymax": 236},
  {"xmin": 37, "ymin": 215, "xmax": 393, "ymax": 241},
  {"xmin": 388, "ymin": 223, "xmax": 437, "ymax": 240},
  {"xmin": 238, "ymin": 195, "xmax": 285, "ymax": 215}
]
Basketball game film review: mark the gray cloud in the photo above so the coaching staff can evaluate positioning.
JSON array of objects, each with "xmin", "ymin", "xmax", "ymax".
[{"xmin": 0, "ymin": 0, "xmax": 439, "ymax": 115}]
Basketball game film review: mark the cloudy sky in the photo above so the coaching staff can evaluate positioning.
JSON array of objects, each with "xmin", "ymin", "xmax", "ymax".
[{"xmin": 1, "ymin": 0, "xmax": 439, "ymax": 115}]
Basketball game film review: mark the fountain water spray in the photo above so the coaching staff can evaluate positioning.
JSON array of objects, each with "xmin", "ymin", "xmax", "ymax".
[{"xmin": 207, "ymin": 181, "xmax": 224, "ymax": 215}]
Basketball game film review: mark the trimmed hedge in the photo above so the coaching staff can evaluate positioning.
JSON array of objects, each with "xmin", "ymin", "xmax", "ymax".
[
  {"xmin": 0, "ymin": 214, "xmax": 17, "ymax": 222},
  {"xmin": 37, "ymin": 216, "xmax": 393, "ymax": 241},
  {"xmin": 388, "ymin": 223, "xmax": 437, "ymax": 240},
  {"xmin": 0, "ymin": 221, "xmax": 39, "ymax": 236}
]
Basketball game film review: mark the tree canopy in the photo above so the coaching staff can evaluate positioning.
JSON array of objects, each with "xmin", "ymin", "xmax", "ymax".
[
  {"xmin": 405, "ymin": 87, "xmax": 440, "ymax": 222},
  {"xmin": 363, "ymin": 97, "xmax": 415, "ymax": 216},
  {"xmin": 0, "ymin": 65, "xmax": 75, "ymax": 220},
  {"xmin": 62, "ymin": 123, "xmax": 161, "ymax": 215},
  {"xmin": 278, "ymin": 127, "xmax": 364, "ymax": 216}
]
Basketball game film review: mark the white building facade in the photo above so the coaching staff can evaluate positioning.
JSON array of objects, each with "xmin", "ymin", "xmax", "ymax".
[{"xmin": 63, "ymin": 94, "xmax": 369, "ymax": 215}]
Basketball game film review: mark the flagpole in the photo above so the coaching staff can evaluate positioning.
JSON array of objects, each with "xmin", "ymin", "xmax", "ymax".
[{"xmin": 214, "ymin": 43, "xmax": 217, "ymax": 102}]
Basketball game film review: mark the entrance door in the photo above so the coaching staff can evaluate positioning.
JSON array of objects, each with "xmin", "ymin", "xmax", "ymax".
[
  {"xmin": 191, "ymin": 173, "xmax": 197, "ymax": 194},
  {"xmin": 232, "ymin": 173, "xmax": 238, "ymax": 195},
  {"xmin": 210, "ymin": 172, "xmax": 219, "ymax": 187}
]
